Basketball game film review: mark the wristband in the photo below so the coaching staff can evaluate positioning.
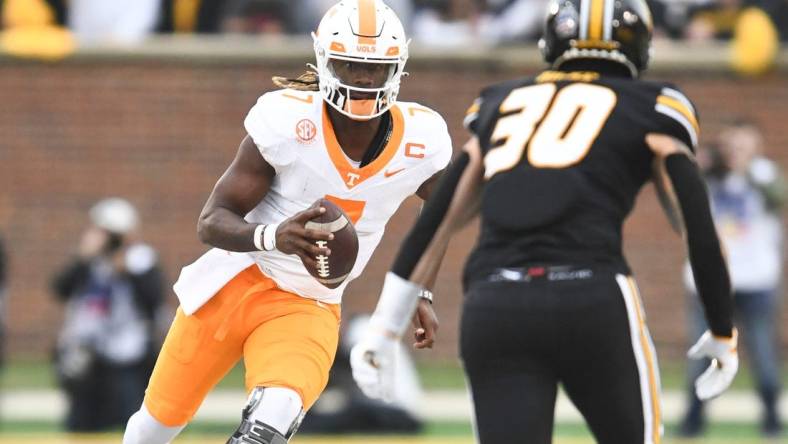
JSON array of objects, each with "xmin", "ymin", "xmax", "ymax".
[
  {"xmin": 253, "ymin": 224, "xmax": 266, "ymax": 251},
  {"xmin": 263, "ymin": 223, "xmax": 279, "ymax": 251},
  {"xmin": 418, "ymin": 289, "xmax": 434, "ymax": 304},
  {"xmin": 369, "ymin": 272, "xmax": 423, "ymax": 339}
]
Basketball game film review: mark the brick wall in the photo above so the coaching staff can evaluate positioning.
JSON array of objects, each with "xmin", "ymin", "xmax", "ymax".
[{"xmin": 1, "ymin": 45, "xmax": 786, "ymax": 362}]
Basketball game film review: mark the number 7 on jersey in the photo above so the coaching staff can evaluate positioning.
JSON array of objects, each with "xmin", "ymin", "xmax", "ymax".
[{"xmin": 484, "ymin": 83, "xmax": 617, "ymax": 178}]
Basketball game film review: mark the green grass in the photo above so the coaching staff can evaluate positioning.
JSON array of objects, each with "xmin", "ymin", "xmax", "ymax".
[
  {"xmin": 3, "ymin": 357, "xmax": 785, "ymax": 391},
  {"xmin": 2, "ymin": 358, "xmax": 57, "ymax": 390},
  {"xmin": 0, "ymin": 421, "xmax": 783, "ymax": 443}
]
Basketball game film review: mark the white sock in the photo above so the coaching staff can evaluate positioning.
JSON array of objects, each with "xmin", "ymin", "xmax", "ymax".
[
  {"xmin": 249, "ymin": 387, "xmax": 303, "ymax": 435},
  {"xmin": 123, "ymin": 404, "xmax": 186, "ymax": 444}
]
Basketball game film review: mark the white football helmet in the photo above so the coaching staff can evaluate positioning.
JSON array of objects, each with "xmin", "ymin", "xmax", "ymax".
[{"xmin": 312, "ymin": 0, "xmax": 409, "ymax": 120}]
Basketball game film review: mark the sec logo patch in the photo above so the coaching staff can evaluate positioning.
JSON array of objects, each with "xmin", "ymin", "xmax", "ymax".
[{"xmin": 295, "ymin": 119, "xmax": 317, "ymax": 144}]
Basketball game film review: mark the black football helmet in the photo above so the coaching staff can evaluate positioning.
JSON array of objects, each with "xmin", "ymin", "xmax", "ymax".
[{"xmin": 539, "ymin": 0, "xmax": 654, "ymax": 76}]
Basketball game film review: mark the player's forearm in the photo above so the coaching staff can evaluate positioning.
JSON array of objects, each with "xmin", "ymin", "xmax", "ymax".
[
  {"xmin": 664, "ymin": 153, "xmax": 734, "ymax": 337},
  {"xmin": 197, "ymin": 206, "xmax": 259, "ymax": 252}
]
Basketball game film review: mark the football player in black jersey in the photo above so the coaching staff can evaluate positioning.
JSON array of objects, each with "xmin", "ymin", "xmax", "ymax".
[{"xmin": 349, "ymin": 0, "xmax": 739, "ymax": 442}]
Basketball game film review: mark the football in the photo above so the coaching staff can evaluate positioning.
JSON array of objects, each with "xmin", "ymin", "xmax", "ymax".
[{"xmin": 303, "ymin": 198, "xmax": 359, "ymax": 289}]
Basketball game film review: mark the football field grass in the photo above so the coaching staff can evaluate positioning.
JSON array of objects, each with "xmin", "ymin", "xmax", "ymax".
[
  {"xmin": 0, "ymin": 435, "xmax": 779, "ymax": 444},
  {"xmin": 0, "ymin": 422, "xmax": 783, "ymax": 443}
]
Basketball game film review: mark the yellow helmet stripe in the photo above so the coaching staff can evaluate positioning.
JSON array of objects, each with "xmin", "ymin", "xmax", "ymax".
[{"xmin": 589, "ymin": 0, "xmax": 606, "ymax": 41}]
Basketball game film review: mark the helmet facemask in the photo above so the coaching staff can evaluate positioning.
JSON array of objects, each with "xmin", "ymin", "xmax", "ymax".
[{"xmin": 313, "ymin": 32, "xmax": 407, "ymax": 121}]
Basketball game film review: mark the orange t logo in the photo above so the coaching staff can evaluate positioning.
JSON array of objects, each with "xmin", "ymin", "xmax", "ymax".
[{"xmin": 346, "ymin": 172, "xmax": 361, "ymax": 187}]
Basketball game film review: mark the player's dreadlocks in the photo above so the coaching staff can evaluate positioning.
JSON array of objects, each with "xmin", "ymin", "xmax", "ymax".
[{"xmin": 272, "ymin": 70, "xmax": 320, "ymax": 92}]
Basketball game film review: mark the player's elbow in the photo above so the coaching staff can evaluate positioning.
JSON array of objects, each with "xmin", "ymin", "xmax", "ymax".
[{"xmin": 196, "ymin": 210, "xmax": 216, "ymax": 245}]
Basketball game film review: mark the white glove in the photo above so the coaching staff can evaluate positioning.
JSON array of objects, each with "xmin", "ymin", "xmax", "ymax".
[
  {"xmin": 350, "ymin": 330, "xmax": 399, "ymax": 402},
  {"xmin": 350, "ymin": 272, "xmax": 422, "ymax": 402},
  {"xmin": 687, "ymin": 329, "xmax": 738, "ymax": 401}
]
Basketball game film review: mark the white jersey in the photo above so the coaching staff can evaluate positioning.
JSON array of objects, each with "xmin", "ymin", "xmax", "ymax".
[{"xmin": 174, "ymin": 89, "xmax": 452, "ymax": 313}]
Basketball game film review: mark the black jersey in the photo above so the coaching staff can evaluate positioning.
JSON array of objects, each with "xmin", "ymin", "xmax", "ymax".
[{"xmin": 463, "ymin": 68, "xmax": 700, "ymax": 283}]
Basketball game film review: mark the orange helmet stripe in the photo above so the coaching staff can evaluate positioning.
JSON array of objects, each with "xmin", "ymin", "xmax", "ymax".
[{"xmin": 358, "ymin": 0, "xmax": 377, "ymax": 44}]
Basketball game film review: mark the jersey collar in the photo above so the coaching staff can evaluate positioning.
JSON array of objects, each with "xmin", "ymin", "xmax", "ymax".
[{"xmin": 322, "ymin": 103, "xmax": 404, "ymax": 189}]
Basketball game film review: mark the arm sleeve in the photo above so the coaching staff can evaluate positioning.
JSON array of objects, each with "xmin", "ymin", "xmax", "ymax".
[
  {"xmin": 391, "ymin": 152, "xmax": 471, "ymax": 279},
  {"xmin": 665, "ymin": 153, "xmax": 734, "ymax": 337}
]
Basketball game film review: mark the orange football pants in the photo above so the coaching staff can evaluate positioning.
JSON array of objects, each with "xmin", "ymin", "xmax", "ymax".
[{"xmin": 143, "ymin": 265, "xmax": 341, "ymax": 427}]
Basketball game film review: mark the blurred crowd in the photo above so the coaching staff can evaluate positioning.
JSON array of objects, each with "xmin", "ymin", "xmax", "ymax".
[{"xmin": 0, "ymin": 0, "xmax": 785, "ymax": 47}]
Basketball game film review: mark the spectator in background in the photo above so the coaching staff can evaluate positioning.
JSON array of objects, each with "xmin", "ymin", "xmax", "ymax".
[
  {"xmin": 681, "ymin": 120, "xmax": 786, "ymax": 437},
  {"xmin": 219, "ymin": 0, "xmax": 293, "ymax": 35},
  {"xmin": 299, "ymin": 315, "xmax": 424, "ymax": 434},
  {"xmin": 292, "ymin": 0, "xmax": 414, "ymax": 34},
  {"xmin": 412, "ymin": 0, "xmax": 479, "ymax": 46},
  {"xmin": 67, "ymin": 0, "xmax": 161, "ymax": 44},
  {"xmin": 475, "ymin": 0, "xmax": 548, "ymax": 44},
  {"xmin": 157, "ymin": 0, "xmax": 224, "ymax": 33},
  {"xmin": 0, "ymin": 0, "xmax": 66, "ymax": 26},
  {"xmin": 0, "ymin": 0, "xmax": 74, "ymax": 59},
  {"xmin": 52, "ymin": 198, "xmax": 165, "ymax": 432},
  {"xmin": 682, "ymin": 0, "xmax": 741, "ymax": 40},
  {"xmin": 680, "ymin": 0, "xmax": 785, "ymax": 41},
  {"xmin": 412, "ymin": 0, "xmax": 548, "ymax": 46}
]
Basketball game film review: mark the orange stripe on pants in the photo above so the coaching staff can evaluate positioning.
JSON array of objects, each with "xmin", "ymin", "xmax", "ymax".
[{"xmin": 144, "ymin": 265, "xmax": 341, "ymax": 426}]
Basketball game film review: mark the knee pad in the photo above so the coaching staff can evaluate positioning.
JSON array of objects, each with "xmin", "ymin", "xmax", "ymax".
[
  {"xmin": 226, "ymin": 387, "xmax": 305, "ymax": 444},
  {"xmin": 123, "ymin": 404, "xmax": 186, "ymax": 444}
]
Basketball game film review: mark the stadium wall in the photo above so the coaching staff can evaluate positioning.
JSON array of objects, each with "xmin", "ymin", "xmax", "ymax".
[{"xmin": 1, "ymin": 38, "xmax": 786, "ymax": 361}]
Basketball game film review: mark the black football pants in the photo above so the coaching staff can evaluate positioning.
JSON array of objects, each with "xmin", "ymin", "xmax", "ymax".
[{"xmin": 460, "ymin": 270, "xmax": 662, "ymax": 444}]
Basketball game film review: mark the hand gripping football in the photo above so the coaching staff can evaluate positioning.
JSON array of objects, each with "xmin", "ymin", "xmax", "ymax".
[{"xmin": 304, "ymin": 198, "xmax": 359, "ymax": 289}]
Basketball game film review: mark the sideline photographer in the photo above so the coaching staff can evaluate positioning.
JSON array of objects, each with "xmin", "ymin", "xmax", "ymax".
[
  {"xmin": 681, "ymin": 120, "xmax": 785, "ymax": 437},
  {"xmin": 52, "ymin": 198, "xmax": 164, "ymax": 431}
]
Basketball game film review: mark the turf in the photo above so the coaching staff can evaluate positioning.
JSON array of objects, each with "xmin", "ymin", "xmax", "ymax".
[
  {"xmin": 4, "ymin": 358, "xmax": 785, "ymax": 391},
  {"xmin": 0, "ymin": 421, "xmax": 783, "ymax": 443}
]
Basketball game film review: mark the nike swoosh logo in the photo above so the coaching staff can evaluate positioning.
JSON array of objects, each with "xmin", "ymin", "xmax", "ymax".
[{"xmin": 384, "ymin": 168, "xmax": 405, "ymax": 178}]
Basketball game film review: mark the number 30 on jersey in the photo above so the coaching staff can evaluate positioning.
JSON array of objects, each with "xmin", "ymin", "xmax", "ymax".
[{"xmin": 484, "ymin": 83, "xmax": 617, "ymax": 179}]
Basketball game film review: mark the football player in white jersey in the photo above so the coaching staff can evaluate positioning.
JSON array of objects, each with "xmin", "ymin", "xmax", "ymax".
[{"xmin": 122, "ymin": 1, "xmax": 453, "ymax": 443}]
